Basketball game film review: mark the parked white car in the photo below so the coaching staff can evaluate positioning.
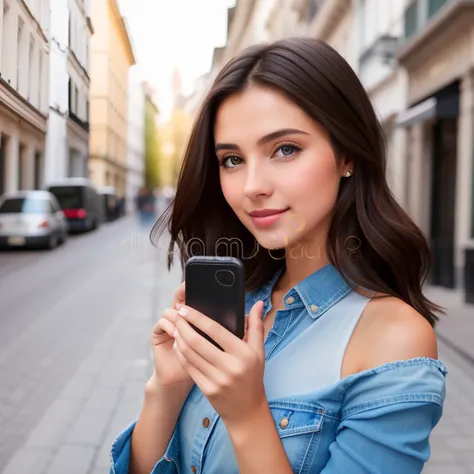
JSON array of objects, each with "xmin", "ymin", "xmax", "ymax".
[{"xmin": 0, "ymin": 190, "xmax": 69, "ymax": 250}]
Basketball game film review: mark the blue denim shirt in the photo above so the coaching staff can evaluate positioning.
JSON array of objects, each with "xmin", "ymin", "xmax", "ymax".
[{"xmin": 110, "ymin": 264, "xmax": 447, "ymax": 474}]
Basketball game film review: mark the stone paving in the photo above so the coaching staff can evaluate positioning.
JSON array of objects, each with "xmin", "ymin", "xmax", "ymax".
[{"xmin": 1, "ymin": 227, "xmax": 472, "ymax": 473}]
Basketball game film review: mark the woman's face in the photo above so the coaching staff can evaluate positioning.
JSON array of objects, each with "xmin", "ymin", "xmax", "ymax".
[{"xmin": 214, "ymin": 85, "xmax": 352, "ymax": 251}]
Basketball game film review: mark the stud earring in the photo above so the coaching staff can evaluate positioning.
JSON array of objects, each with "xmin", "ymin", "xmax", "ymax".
[{"xmin": 345, "ymin": 169, "xmax": 353, "ymax": 178}]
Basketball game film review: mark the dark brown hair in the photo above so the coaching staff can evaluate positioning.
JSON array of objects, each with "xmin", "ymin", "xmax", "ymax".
[{"xmin": 152, "ymin": 37, "xmax": 442, "ymax": 327}]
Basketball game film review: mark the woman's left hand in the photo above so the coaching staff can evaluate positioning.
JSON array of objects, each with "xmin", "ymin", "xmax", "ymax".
[{"xmin": 162, "ymin": 300, "xmax": 267, "ymax": 427}]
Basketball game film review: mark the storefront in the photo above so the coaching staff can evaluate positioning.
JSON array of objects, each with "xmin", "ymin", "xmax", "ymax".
[{"xmin": 396, "ymin": 1, "xmax": 474, "ymax": 302}]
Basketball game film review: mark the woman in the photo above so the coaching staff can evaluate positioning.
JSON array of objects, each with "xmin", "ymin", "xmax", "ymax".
[{"xmin": 111, "ymin": 38, "xmax": 447, "ymax": 474}]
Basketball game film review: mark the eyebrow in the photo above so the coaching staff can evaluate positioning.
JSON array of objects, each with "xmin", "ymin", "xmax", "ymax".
[{"xmin": 214, "ymin": 128, "xmax": 310, "ymax": 152}]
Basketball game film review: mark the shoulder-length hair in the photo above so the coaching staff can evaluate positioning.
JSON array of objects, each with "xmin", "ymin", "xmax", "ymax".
[{"xmin": 152, "ymin": 37, "xmax": 442, "ymax": 327}]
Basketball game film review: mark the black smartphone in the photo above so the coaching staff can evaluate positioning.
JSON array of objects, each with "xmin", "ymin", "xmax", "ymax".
[{"xmin": 184, "ymin": 256, "xmax": 245, "ymax": 349}]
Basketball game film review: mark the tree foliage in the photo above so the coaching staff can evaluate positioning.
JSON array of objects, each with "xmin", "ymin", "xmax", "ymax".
[{"xmin": 144, "ymin": 98, "xmax": 161, "ymax": 190}]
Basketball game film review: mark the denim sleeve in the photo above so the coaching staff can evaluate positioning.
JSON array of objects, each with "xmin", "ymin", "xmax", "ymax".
[
  {"xmin": 109, "ymin": 420, "xmax": 181, "ymax": 474},
  {"xmin": 320, "ymin": 358, "xmax": 447, "ymax": 474}
]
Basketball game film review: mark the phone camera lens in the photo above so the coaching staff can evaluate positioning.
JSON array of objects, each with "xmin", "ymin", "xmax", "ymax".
[{"xmin": 215, "ymin": 269, "xmax": 235, "ymax": 287}]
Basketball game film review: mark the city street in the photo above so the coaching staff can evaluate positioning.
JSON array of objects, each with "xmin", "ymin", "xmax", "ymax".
[
  {"xmin": 0, "ymin": 215, "xmax": 472, "ymax": 473},
  {"xmin": 0, "ymin": 215, "xmax": 181, "ymax": 474}
]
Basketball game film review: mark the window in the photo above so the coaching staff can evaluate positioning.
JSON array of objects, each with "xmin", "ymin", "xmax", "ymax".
[
  {"xmin": 17, "ymin": 18, "xmax": 24, "ymax": 91},
  {"xmin": 68, "ymin": 77, "xmax": 72, "ymax": 112},
  {"xmin": 0, "ymin": 197, "xmax": 50, "ymax": 214},
  {"xmin": 28, "ymin": 35, "xmax": 34, "ymax": 100},
  {"xmin": 471, "ymin": 125, "xmax": 474, "ymax": 238},
  {"xmin": 86, "ymin": 40, "xmax": 89, "ymax": 71},
  {"xmin": 74, "ymin": 85, "xmax": 79, "ymax": 115},
  {"xmin": 38, "ymin": 50, "xmax": 42, "ymax": 107},
  {"xmin": 428, "ymin": 0, "xmax": 448, "ymax": 18},
  {"xmin": 404, "ymin": 1, "xmax": 418, "ymax": 39},
  {"xmin": 2, "ymin": 3, "xmax": 10, "ymax": 77},
  {"xmin": 68, "ymin": 13, "xmax": 71, "ymax": 48}
]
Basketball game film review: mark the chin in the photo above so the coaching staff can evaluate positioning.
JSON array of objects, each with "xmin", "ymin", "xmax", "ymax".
[{"xmin": 253, "ymin": 229, "xmax": 294, "ymax": 251}]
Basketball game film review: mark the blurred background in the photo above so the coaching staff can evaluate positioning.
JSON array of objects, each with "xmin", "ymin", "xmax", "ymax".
[{"xmin": 0, "ymin": 0, "xmax": 473, "ymax": 473}]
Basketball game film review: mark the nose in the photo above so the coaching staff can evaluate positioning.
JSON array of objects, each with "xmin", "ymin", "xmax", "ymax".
[{"xmin": 243, "ymin": 162, "xmax": 273, "ymax": 200}]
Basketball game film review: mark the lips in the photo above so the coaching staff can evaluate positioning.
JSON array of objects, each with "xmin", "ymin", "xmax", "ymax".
[{"xmin": 248, "ymin": 208, "xmax": 289, "ymax": 228}]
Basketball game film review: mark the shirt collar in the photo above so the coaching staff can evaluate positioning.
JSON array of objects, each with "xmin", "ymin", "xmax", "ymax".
[{"xmin": 252, "ymin": 263, "xmax": 352, "ymax": 320}]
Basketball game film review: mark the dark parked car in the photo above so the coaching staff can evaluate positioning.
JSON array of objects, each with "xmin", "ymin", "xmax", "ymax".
[
  {"xmin": 45, "ymin": 178, "xmax": 103, "ymax": 232},
  {"xmin": 99, "ymin": 186, "xmax": 120, "ymax": 222}
]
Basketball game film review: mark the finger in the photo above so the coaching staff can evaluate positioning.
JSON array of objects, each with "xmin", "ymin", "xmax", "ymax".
[
  {"xmin": 246, "ymin": 301, "xmax": 265, "ymax": 355},
  {"xmin": 152, "ymin": 318, "xmax": 176, "ymax": 338},
  {"xmin": 160, "ymin": 308, "xmax": 180, "ymax": 326},
  {"xmin": 174, "ymin": 317, "xmax": 229, "ymax": 370},
  {"xmin": 173, "ymin": 338, "xmax": 214, "ymax": 392},
  {"xmin": 173, "ymin": 328, "xmax": 224, "ymax": 381},
  {"xmin": 176, "ymin": 305, "xmax": 242, "ymax": 354}
]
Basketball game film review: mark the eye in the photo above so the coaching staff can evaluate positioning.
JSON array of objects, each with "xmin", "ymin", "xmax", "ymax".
[
  {"xmin": 221, "ymin": 155, "xmax": 243, "ymax": 169},
  {"xmin": 272, "ymin": 142, "xmax": 302, "ymax": 158}
]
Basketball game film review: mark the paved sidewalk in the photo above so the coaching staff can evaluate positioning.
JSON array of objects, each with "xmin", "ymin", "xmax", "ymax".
[
  {"xmin": 3, "ymin": 257, "xmax": 472, "ymax": 473},
  {"xmin": 422, "ymin": 285, "xmax": 474, "ymax": 473},
  {"xmin": 425, "ymin": 285, "xmax": 474, "ymax": 361},
  {"xmin": 423, "ymin": 340, "xmax": 474, "ymax": 474},
  {"xmin": 1, "ymin": 232, "xmax": 181, "ymax": 474}
]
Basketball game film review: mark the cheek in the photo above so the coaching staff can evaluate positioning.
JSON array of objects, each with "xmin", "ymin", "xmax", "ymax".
[
  {"xmin": 285, "ymin": 152, "xmax": 340, "ymax": 214},
  {"xmin": 291, "ymin": 152, "xmax": 338, "ymax": 193},
  {"xmin": 220, "ymin": 173, "xmax": 242, "ymax": 211}
]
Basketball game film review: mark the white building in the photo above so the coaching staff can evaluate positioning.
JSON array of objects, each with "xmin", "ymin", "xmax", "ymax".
[
  {"xmin": 0, "ymin": 0, "xmax": 50, "ymax": 194},
  {"xmin": 44, "ymin": 0, "xmax": 93, "ymax": 185},
  {"xmin": 126, "ymin": 66, "xmax": 145, "ymax": 213},
  {"xmin": 353, "ymin": 0, "xmax": 407, "ymax": 206}
]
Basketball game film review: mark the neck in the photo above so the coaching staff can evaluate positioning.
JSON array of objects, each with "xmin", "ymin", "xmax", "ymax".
[{"xmin": 276, "ymin": 235, "xmax": 330, "ymax": 292}]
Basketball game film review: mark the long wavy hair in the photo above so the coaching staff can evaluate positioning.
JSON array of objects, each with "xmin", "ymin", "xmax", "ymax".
[{"xmin": 152, "ymin": 37, "xmax": 442, "ymax": 327}]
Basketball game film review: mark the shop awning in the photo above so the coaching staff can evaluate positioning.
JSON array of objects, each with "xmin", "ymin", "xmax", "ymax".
[
  {"xmin": 396, "ymin": 83, "xmax": 460, "ymax": 128},
  {"xmin": 395, "ymin": 98, "xmax": 437, "ymax": 127}
]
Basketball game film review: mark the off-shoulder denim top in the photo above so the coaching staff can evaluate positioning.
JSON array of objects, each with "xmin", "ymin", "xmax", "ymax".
[{"xmin": 110, "ymin": 263, "xmax": 447, "ymax": 474}]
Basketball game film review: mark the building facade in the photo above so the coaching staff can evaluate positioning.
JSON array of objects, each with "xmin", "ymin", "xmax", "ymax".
[
  {"xmin": 0, "ymin": 0, "xmax": 50, "ymax": 194},
  {"xmin": 396, "ymin": 0, "xmax": 474, "ymax": 295},
  {"xmin": 194, "ymin": 0, "xmax": 474, "ymax": 301},
  {"xmin": 66, "ymin": 0, "xmax": 93, "ymax": 177},
  {"xmin": 354, "ymin": 0, "xmax": 408, "ymax": 205},
  {"xmin": 126, "ymin": 65, "xmax": 145, "ymax": 213},
  {"xmin": 89, "ymin": 0, "xmax": 135, "ymax": 199},
  {"xmin": 44, "ymin": 0, "xmax": 93, "ymax": 185}
]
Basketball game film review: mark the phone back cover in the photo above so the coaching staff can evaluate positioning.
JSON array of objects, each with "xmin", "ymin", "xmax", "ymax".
[{"xmin": 185, "ymin": 260, "xmax": 245, "ymax": 342}]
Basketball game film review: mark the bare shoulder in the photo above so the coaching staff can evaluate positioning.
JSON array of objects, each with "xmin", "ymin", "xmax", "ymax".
[{"xmin": 347, "ymin": 295, "xmax": 438, "ymax": 374}]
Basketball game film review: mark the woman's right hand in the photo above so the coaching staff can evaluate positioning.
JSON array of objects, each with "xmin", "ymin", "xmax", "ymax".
[{"xmin": 148, "ymin": 282, "xmax": 194, "ymax": 393}]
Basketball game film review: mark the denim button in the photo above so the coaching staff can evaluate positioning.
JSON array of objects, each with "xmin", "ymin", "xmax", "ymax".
[
  {"xmin": 202, "ymin": 417, "xmax": 210, "ymax": 428},
  {"xmin": 280, "ymin": 417, "xmax": 289, "ymax": 429},
  {"xmin": 285, "ymin": 296, "xmax": 295, "ymax": 305}
]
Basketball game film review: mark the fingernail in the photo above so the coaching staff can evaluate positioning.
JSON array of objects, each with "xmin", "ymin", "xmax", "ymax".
[
  {"xmin": 173, "ymin": 328, "xmax": 178, "ymax": 338},
  {"xmin": 175, "ymin": 303, "xmax": 181, "ymax": 310},
  {"xmin": 178, "ymin": 306, "xmax": 188, "ymax": 317}
]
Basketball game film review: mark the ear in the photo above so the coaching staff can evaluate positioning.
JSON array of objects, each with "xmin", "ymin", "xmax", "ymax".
[{"xmin": 339, "ymin": 156, "xmax": 354, "ymax": 178}]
